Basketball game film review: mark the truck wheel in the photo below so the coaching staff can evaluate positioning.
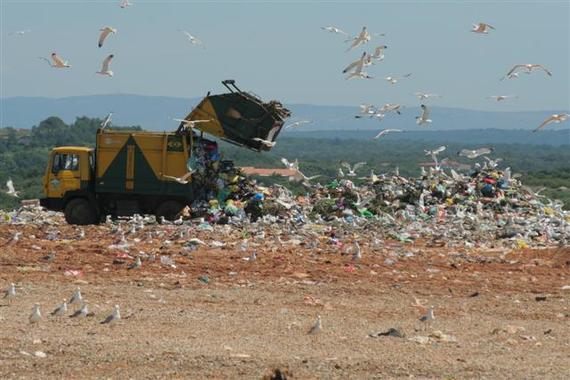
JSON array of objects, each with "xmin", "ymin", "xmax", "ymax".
[
  {"xmin": 64, "ymin": 198, "xmax": 98, "ymax": 225},
  {"xmin": 156, "ymin": 201, "xmax": 184, "ymax": 222}
]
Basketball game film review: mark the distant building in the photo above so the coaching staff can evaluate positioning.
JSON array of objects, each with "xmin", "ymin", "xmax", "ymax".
[{"xmin": 240, "ymin": 167, "xmax": 300, "ymax": 181}]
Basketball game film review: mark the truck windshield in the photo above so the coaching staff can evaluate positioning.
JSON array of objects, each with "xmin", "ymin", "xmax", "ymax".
[{"xmin": 52, "ymin": 153, "xmax": 79, "ymax": 172}]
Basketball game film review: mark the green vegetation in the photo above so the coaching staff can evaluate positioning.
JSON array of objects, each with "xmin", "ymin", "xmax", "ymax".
[{"xmin": 1, "ymin": 117, "xmax": 569, "ymax": 210}]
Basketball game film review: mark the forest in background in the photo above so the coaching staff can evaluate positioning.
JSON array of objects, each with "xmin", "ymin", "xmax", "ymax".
[{"xmin": 1, "ymin": 116, "xmax": 569, "ymax": 210}]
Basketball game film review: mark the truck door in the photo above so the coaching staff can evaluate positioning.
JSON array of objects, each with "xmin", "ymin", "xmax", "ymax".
[{"xmin": 47, "ymin": 152, "xmax": 82, "ymax": 198}]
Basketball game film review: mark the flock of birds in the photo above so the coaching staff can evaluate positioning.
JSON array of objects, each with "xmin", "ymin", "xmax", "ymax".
[
  {"xmin": 281, "ymin": 22, "xmax": 568, "ymax": 140},
  {"xmin": 3, "ymin": 284, "xmax": 121, "ymax": 326}
]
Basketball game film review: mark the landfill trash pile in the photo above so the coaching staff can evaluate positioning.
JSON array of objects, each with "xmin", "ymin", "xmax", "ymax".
[{"xmin": 2, "ymin": 161, "xmax": 569, "ymax": 250}]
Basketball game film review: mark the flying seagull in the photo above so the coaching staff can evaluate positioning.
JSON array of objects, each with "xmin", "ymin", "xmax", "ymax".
[
  {"xmin": 6, "ymin": 179, "xmax": 19, "ymax": 197},
  {"xmin": 179, "ymin": 30, "xmax": 204, "ymax": 47},
  {"xmin": 416, "ymin": 104, "xmax": 432, "ymax": 125},
  {"xmin": 501, "ymin": 64, "xmax": 552, "ymax": 80},
  {"xmin": 119, "ymin": 0, "xmax": 132, "ymax": 8},
  {"xmin": 373, "ymin": 128, "xmax": 403, "ymax": 139},
  {"xmin": 9, "ymin": 29, "xmax": 31, "ymax": 36},
  {"xmin": 370, "ymin": 45, "xmax": 388, "ymax": 61},
  {"xmin": 252, "ymin": 138, "xmax": 276, "ymax": 148},
  {"xmin": 280, "ymin": 157, "xmax": 299, "ymax": 170},
  {"xmin": 385, "ymin": 73, "xmax": 412, "ymax": 85},
  {"xmin": 284, "ymin": 120, "xmax": 312, "ymax": 130},
  {"xmin": 96, "ymin": 54, "xmax": 114, "ymax": 76},
  {"xmin": 101, "ymin": 304, "xmax": 121, "ymax": 325},
  {"xmin": 340, "ymin": 161, "xmax": 366, "ymax": 176},
  {"xmin": 377, "ymin": 103, "xmax": 403, "ymax": 115},
  {"xmin": 488, "ymin": 95, "xmax": 518, "ymax": 102},
  {"xmin": 342, "ymin": 52, "xmax": 367, "ymax": 74},
  {"xmin": 173, "ymin": 118, "xmax": 211, "ymax": 129},
  {"xmin": 100, "ymin": 112, "xmax": 113, "ymax": 129},
  {"xmin": 98, "ymin": 26, "xmax": 117, "ymax": 48},
  {"xmin": 533, "ymin": 113, "xmax": 570, "ymax": 132},
  {"xmin": 38, "ymin": 53, "xmax": 71, "ymax": 68},
  {"xmin": 345, "ymin": 26, "xmax": 371, "ymax": 51},
  {"xmin": 458, "ymin": 147, "xmax": 494, "ymax": 158},
  {"xmin": 162, "ymin": 172, "xmax": 192, "ymax": 184},
  {"xmin": 471, "ymin": 22, "xmax": 495, "ymax": 34},
  {"xmin": 425, "ymin": 146, "xmax": 446, "ymax": 168},
  {"xmin": 414, "ymin": 92, "xmax": 442, "ymax": 101},
  {"xmin": 321, "ymin": 26, "xmax": 348, "ymax": 35}
]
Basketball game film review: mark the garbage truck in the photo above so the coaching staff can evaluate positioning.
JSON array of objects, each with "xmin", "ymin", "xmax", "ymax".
[{"xmin": 39, "ymin": 80, "xmax": 291, "ymax": 224}]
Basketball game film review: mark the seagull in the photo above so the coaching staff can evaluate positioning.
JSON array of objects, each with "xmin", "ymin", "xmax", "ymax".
[
  {"xmin": 414, "ymin": 92, "xmax": 442, "ymax": 101},
  {"xmin": 533, "ymin": 113, "xmax": 570, "ymax": 132},
  {"xmin": 425, "ymin": 146, "xmax": 446, "ymax": 168},
  {"xmin": 308, "ymin": 315, "xmax": 322, "ymax": 334},
  {"xmin": 69, "ymin": 302, "xmax": 90, "ymax": 318},
  {"xmin": 101, "ymin": 304, "xmax": 121, "ymax": 325},
  {"xmin": 252, "ymin": 138, "xmax": 276, "ymax": 148},
  {"xmin": 419, "ymin": 306, "xmax": 435, "ymax": 323},
  {"xmin": 180, "ymin": 30, "xmax": 204, "ymax": 47},
  {"xmin": 488, "ymin": 95, "xmax": 518, "ymax": 102},
  {"xmin": 355, "ymin": 103, "xmax": 376, "ymax": 118},
  {"xmin": 98, "ymin": 26, "xmax": 117, "ymax": 48},
  {"xmin": 458, "ymin": 147, "xmax": 494, "ymax": 158},
  {"xmin": 416, "ymin": 104, "xmax": 432, "ymax": 125},
  {"xmin": 119, "ymin": 0, "xmax": 132, "ymax": 8},
  {"xmin": 6, "ymin": 179, "xmax": 19, "ymax": 197},
  {"xmin": 3, "ymin": 283, "xmax": 16, "ymax": 299},
  {"xmin": 162, "ymin": 172, "xmax": 192, "ymax": 185},
  {"xmin": 29, "ymin": 304, "xmax": 42, "ymax": 324},
  {"xmin": 377, "ymin": 103, "xmax": 403, "ymax": 115},
  {"xmin": 69, "ymin": 288, "xmax": 83, "ymax": 305},
  {"xmin": 128, "ymin": 256, "xmax": 142, "ymax": 270},
  {"xmin": 342, "ymin": 52, "xmax": 367, "ymax": 74},
  {"xmin": 5, "ymin": 232, "xmax": 21, "ymax": 245},
  {"xmin": 173, "ymin": 118, "xmax": 211, "ymax": 129},
  {"xmin": 321, "ymin": 26, "xmax": 348, "ymax": 35},
  {"xmin": 296, "ymin": 170, "xmax": 322, "ymax": 184},
  {"xmin": 501, "ymin": 64, "xmax": 552, "ymax": 80},
  {"xmin": 340, "ymin": 161, "xmax": 366, "ymax": 176},
  {"xmin": 345, "ymin": 26, "xmax": 371, "ymax": 51},
  {"xmin": 281, "ymin": 158, "xmax": 299, "ymax": 170},
  {"xmin": 385, "ymin": 73, "xmax": 411, "ymax": 85},
  {"xmin": 284, "ymin": 120, "xmax": 312, "ymax": 130},
  {"xmin": 370, "ymin": 45, "xmax": 388, "ymax": 61},
  {"xmin": 9, "ymin": 29, "xmax": 31, "ymax": 36},
  {"xmin": 346, "ymin": 68, "xmax": 373, "ymax": 80},
  {"xmin": 51, "ymin": 300, "xmax": 68, "ymax": 316},
  {"xmin": 96, "ymin": 54, "xmax": 114, "ymax": 76},
  {"xmin": 38, "ymin": 53, "xmax": 71, "ymax": 68},
  {"xmin": 100, "ymin": 112, "xmax": 113, "ymax": 129},
  {"xmin": 373, "ymin": 128, "xmax": 403, "ymax": 139},
  {"xmin": 352, "ymin": 242, "xmax": 362, "ymax": 261},
  {"xmin": 483, "ymin": 156, "xmax": 503, "ymax": 169},
  {"xmin": 246, "ymin": 251, "xmax": 257, "ymax": 262},
  {"xmin": 471, "ymin": 22, "xmax": 495, "ymax": 34}
]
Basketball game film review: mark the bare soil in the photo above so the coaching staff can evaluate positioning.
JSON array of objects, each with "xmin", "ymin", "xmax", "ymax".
[{"xmin": 1, "ymin": 222, "xmax": 569, "ymax": 379}]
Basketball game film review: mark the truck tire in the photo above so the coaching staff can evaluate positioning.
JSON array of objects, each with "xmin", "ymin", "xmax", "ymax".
[
  {"xmin": 64, "ymin": 198, "xmax": 98, "ymax": 225},
  {"xmin": 156, "ymin": 200, "xmax": 184, "ymax": 222}
]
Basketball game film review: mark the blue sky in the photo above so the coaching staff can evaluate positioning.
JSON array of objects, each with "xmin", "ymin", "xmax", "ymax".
[{"xmin": 1, "ymin": 0, "xmax": 569, "ymax": 111}]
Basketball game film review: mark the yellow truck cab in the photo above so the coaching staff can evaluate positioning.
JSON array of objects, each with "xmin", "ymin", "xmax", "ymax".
[{"xmin": 39, "ymin": 80, "xmax": 291, "ymax": 225}]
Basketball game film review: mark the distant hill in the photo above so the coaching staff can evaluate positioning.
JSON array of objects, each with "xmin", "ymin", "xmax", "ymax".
[{"xmin": 1, "ymin": 94, "xmax": 569, "ymax": 133}]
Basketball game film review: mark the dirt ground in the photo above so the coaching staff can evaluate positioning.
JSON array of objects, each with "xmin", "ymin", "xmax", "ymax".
[{"xmin": 1, "ymin": 220, "xmax": 569, "ymax": 379}]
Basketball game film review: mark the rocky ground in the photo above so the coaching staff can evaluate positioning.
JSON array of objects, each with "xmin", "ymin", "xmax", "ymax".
[{"xmin": 0, "ymin": 220, "xmax": 569, "ymax": 379}]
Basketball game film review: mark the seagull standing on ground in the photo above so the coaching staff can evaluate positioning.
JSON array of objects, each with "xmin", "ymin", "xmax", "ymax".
[
  {"xmin": 4, "ymin": 283, "xmax": 16, "ymax": 299},
  {"xmin": 38, "ymin": 53, "xmax": 71, "ymax": 68},
  {"xmin": 321, "ymin": 26, "xmax": 348, "ymax": 35},
  {"xmin": 471, "ymin": 22, "xmax": 495, "ymax": 34},
  {"xmin": 51, "ymin": 300, "xmax": 68, "ymax": 316},
  {"xmin": 127, "ymin": 256, "xmax": 142, "ymax": 270},
  {"xmin": 98, "ymin": 26, "xmax": 117, "ymax": 48},
  {"xmin": 308, "ymin": 315, "xmax": 322, "ymax": 334},
  {"xmin": 6, "ymin": 179, "xmax": 19, "ymax": 197},
  {"xmin": 29, "ymin": 304, "xmax": 42, "ymax": 324},
  {"xmin": 69, "ymin": 288, "xmax": 83, "ymax": 305},
  {"xmin": 501, "ymin": 64, "xmax": 552, "ymax": 80},
  {"xmin": 96, "ymin": 54, "xmax": 114, "ymax": 76},
  {"xmin": 101, "ymin": 304, "xmax": 121, "ymax": 325},
  {"xmin": 70, "ymin": 302, "xmax": 89, "ymax": 318},
  {"xmin": 416, "ymin": 104, "xmax": 432, "ymax": 125},
  {"xmin": 533, "ymin": 113, "xmax": 570, "ymax": 132}
]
